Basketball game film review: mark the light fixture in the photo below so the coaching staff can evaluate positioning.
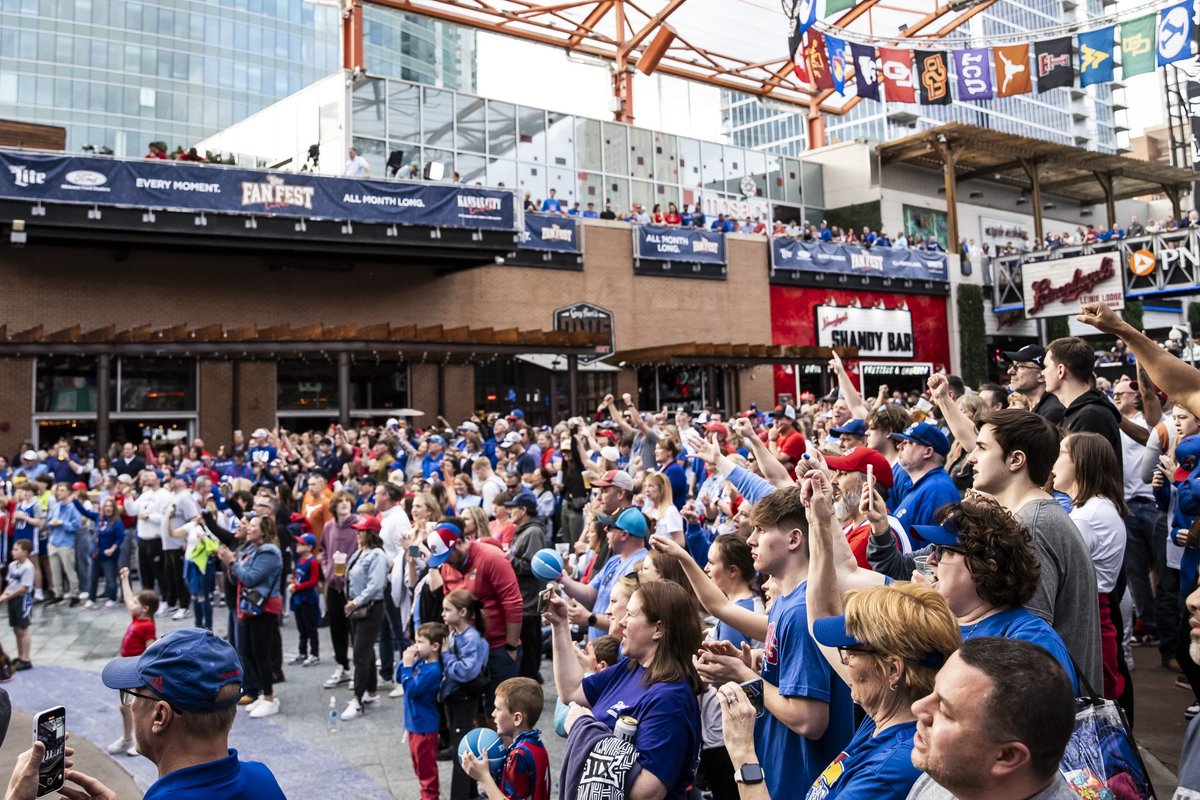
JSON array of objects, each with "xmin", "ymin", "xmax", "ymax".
[
  {"xmin": 1043, "ymin": 202, "xmax": 1056, "ymax": 210},
  {"xmin": 1016, "ymin": 192, "xmax": 1028, "ymax": 206},
  {"xmin": 10, "ymin": 219, "xmax": 27, "ymax": 246},
  {"xmin": 969, "ymin": 190, "xmax": 983, "ymax": 199}
]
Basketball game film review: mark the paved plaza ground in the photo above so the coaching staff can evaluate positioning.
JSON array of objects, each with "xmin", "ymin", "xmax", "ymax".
[{"xmin": 0, "ymin": 597, "xmax": 1189, "ymax": 798}]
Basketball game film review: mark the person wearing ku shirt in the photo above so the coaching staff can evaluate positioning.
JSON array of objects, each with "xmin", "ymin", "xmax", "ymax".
[
  {"xmin": 686, "ymin": 487, "xmax": 854, "ymax": 800},
  {"xmin": 888, "ymin": 423, "xmax": 960, "ymax": 546},
  {"xmin": 46, "ymin": 482, "xmax": 85, "ymax": 606}
]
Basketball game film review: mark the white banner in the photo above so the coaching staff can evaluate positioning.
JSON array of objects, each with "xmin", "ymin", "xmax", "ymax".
[
  {"xmin": 816, "ymin": 305, "xmax": 914, "ymax": 358},
  {"xmin": 1021, "ymin": 253, "xmax": 1125, "ymax": 319},
  {"xmin": 698, "ymin": 192, "xmax": 771, "ymax": 224}
]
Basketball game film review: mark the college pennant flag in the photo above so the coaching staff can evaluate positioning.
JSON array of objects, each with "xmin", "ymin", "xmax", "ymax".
[
  {"xmin": 954, "ymin": 48, "xmax": 994, "ymax": 101},
  {"xmin": 1120, "ymin": 15, "xmax": 1156, "ymax": 77},
  {"xmin": 1034, "ymin": 37, "xmax": 1074, "ymax": 92},
  {"xmin": 806, "ymin": 31, "xmax": 835, "ymax": 90},
  {"xmin": 826, "ymin": 34, "xmax": 850, "ymax": 95},
  {"xmin": 993, "ymin": 44, "xmax": 1032, "ymax": 97},
  {"xmin": 826, "ymin": 0, "xmax": 858, "ymax": 14},
  {"xmin": 1078, "ymin": 26, "xmax": 1115, "ymax": 87},
  {"xmin": 1157, "ymin": 0, "xmax": 1192, "ymax": 66},
  {"xmin": 879, "ymin": 48, "xmax": 916, "ymax": 103},
  {"xmin": 793, "ymin": 0, "xmax": 818, "ymax": 37},
  {"xmin": 788, "ymin": 26, "xmax": 811, "ymax": 85},
  {"xmin": 915, "ymin": 50, "xmax": 951, "ymax": 105},
  {"xmin": 850, "ymin": 43, "xmax": 880, "ymax": 101}
]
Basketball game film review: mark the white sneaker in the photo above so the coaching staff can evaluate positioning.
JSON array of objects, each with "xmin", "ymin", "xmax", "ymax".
[
  {"xmin": 106, "ymin": 737, "xmax": 132, "ymax": 755},
  {"xmin": 323, "ymin": 668, "xmax": 351, "ymax": 688},
  {"xmin": 33, "ymin": 588, "xmax": 44, "ymax": 602},
  {"xmin": 303, "ymin": 655, "xmax": 321, "ymax": 667},
  {"xmin": 103, "ymin": 600, "xmax": 117, "ymax": 609},
  {"xmin": 171, "ymin": 608, "xmax": 188, "ymax": 621},
  {"xmin": 242, "ymin": 696, "xmax": 266, "ymax": 713},
  {"xmin": 362, "ymin": 692, "xmax": 380, "ymax": 706},
  {"xmin": 78, "ymin": 591, "xmax": 90, "ymax": 601},
  {"xmin": 340, "ymin": 699, "xmax": 363, "ymax": 720},
  {"xmin": 155, "ymin": 605, "xmax": 175, "ymax": 617},
  {"xmin": 125, "ymin": 743, "xmax": 138, "ymax": 757},
  {"xmin": 82, "ymin": 600, "xmax": 96, "ymax": 610},
  {"xmin": 389, "ymin": 684, "xmax": 405, "ymax": 699},
  {"xmin": 248, "ymin": 698, "xmax": 280, "ymax": 718}
]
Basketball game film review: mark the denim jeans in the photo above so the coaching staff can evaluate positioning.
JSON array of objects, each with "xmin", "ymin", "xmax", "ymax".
[
  {"xmin": 1123, "ymin": 498, "xmax": 1160, "ymax": 629},
  {"xmin": 186, "ymin": 558, "xmax": 216, "ymax": 630},
  {"xmin": 88, "ymin": 558, "xmax": 119, "ymax": 602},
  {"xmin": 377, "ymin": 585, "xmax": 408, "ymax": 680}
]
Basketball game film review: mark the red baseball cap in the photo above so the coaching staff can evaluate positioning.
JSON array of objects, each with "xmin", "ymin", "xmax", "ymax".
[
  {"xmin": 704, "ymin": 422, "xmax": 730, "ymax": 438},
  {"xmin": 592, "ymin": 469, "xmax": 634, "ymax": 492},
  {"xmin": 351, "ymin": 515, "xmax": 382, "ymax": 532},
  {"xmin": 822, "ymin": 447, "xmax": 894, "ymax": 488},
  {"xmin": 71, "ymin": 482, "xmax": 88, "ymax": 491}
]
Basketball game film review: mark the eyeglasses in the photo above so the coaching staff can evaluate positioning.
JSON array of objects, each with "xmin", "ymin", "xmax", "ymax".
[
  {"xmin": 1006, "ymin": 363, "xmax": 1041, "ymax": 373},
  {"xmin": 929, "ymin": 544, "xmax": 965, "ymax": 564},
  {"xmin": 837, "ymin": 646, "xmax": 877, "ymax": 666}
]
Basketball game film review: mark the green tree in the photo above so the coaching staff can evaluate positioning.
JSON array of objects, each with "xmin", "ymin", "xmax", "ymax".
[
  {"xmin": 1122, "ymin": 299, "xmax": 1143, "ymax": 333},
  {"xmin": 957, "ymin": 284, "xmax": 986, "ymax": 387},
  {"xmin": 1047, "ymin": 316, "xmax": 1071, "ymax": 341}
]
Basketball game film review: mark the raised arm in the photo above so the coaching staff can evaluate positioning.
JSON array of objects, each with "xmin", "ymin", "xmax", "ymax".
[
  {"xmin": 731, "ymin": 418, "xmax": 793, "ymax": 489},
  {"xmin": 928, "ymin": 374, "xmax": 976, "ymax": 452},
  {"xmin": 1137, "ymin": 364, "xmax": 1163, "ymax": 428},
  {"xmin": 800, "ymin": 471, "xmax": 853, "ymax": 687},
  {"xmin": 830, "ymin": 352, "xmax": 868, "ymax": 419},
  {"xmin": 543, "ymin": 588, "xmax": 588, "ymax": 706},
  {"xmin": 1078, "ymin": 303, "xmax": 1200, "ymax": 418},
  {"xmin": 649, "ymin": 535, "xmax": 767, "ymax": 642}
]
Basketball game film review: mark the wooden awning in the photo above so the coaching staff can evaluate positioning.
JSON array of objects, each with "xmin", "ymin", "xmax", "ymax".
[
  {"xmin": 609, "ymin": 342, "xmax": 857, "ymax": 366},
  {"xmin": 0, "ymin": 322, "xmax": 610, "ymax": 360}
]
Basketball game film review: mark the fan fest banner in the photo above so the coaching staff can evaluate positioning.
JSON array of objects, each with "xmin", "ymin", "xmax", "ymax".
[
  {"xmin": 770, "ymin": 238, "xmax": 949, "ymax": 282},
  {"xmin": 0, "ymin": 150, "xmax": 517, "ymax": 230}
]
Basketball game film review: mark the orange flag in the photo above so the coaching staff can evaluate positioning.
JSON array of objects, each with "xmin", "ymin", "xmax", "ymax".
[{"xmin": 993, "ymin": 45, "xmax": 1032, "ymax": 97}]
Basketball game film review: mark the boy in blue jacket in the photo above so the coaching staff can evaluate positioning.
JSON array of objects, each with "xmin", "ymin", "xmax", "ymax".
[{"xmin": 403, "ymin": 622, "xmax": 446, "ymax": 800}]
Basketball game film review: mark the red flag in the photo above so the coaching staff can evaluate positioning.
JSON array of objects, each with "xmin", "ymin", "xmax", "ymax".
[
  {"xmin": 805, "ymin": 31, "xmax": 834, "ymax": 91},
  {"xmin": 789, "ymin": 27, "xmax": 811, "ymax": 85},
  {"xmin": 878, "ymin": 48, "xmax": 915, "ymax": 103}
]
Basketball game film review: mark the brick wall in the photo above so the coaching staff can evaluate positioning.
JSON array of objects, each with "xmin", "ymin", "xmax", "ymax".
[
  {"xmin": 198, "ymin": 360, "xmax": 233, "ymax": 447},
  {"xmin": 0, "ymin": 358, "xmax": 33, "ymax": 455}
]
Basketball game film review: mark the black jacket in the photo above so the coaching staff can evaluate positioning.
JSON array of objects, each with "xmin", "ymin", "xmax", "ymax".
[
  {"xmin": 1063, "ymin": 388, "xmax": 1124, "ymax": 470},
  {"xmin": 1034, "ymin": 391, "xmax": 1066, "ymax": 426}
]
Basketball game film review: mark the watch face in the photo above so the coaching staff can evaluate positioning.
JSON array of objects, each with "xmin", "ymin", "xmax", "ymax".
[{"xmin": 738, "ymin": 764, "xmax": 765, "ymax": 783}]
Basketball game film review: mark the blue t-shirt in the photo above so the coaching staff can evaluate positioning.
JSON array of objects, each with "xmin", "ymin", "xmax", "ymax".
[
  {"xmin": 886, "ymin": 462, "xmax": 913, "ymax": 514},
  {"xmin": 143, "ymin": 750, "xmax": 285, "ymax": 800},
  {"xmin": 541, "ymin": 198, "xmax": 563, "ymax": 213},
  {"xmin": 247, "ymin": 445, "xmax": 277, "ymax": 465},
  {"xmin": 806, "ymin": 719, "xmax": 921, "ymax": 800},
  {"xmin": 961, "ymin": 606, "xmax": 1078, "ymax": 693},
  {"xmin": 588, "ymin": 548, "xmax": 646, "ymax": 639},
  {"xmin": 893, "ymin": 467, "xmax": 960, "ymax": 540},
  {"xmin": 421, "ymin": 452, "xmax": 445, "ymax": 479},
  {"xmin": 757, "ymin": 581, "xmax": 855, "ymax": 800},
  {"xmin": 582, "ymin": 658, "xmax": 700, "ymax": 800},
  {"xmin": 713, "ymin": 596, "xmax": 758, "ymax": 651}
]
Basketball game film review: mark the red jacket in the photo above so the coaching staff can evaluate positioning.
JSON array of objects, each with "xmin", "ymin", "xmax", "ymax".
[{"xmin": 442, "ymin": 540, "xmax": 524, "ymax": 649}]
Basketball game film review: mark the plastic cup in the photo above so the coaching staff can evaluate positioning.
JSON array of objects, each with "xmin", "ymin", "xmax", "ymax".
[
  {"xmin": 334, "ymin": 551, "xmax": 348, "ymax": 577},
  {"xmin": 913, "ymin": 555, "xmax": 933, "ymax": 578}
]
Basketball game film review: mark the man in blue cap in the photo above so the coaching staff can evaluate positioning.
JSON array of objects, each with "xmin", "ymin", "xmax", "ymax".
[
  {"xmin": 829, "ymin": 418, "xmax": 867, "ymax": 453},
  {"xmin": 560, "ymin": 506, "xmax": 647, "ymax": 640},
  {"xmin": 421, "ymin": 434, "xmax": 446, "ymax": 479},
  {"xmin": 100, "ymin": 628, "xmax": 286, "ymax": 799},
  {"xmin": 889, "ymin": 422, "xmax": 961, "ymax": 542}
]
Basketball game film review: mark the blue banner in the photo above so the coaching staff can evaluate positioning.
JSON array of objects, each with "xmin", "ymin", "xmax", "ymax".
[
  {"xmin": 0, "ymin": 150, "xmax": 517, "ymax": 231},
  {"xmin": 771, "ymin": 238, "xmax": 948, "ymax": 282},
  {"xmin": 634, "ymin": 225, "xmax": 726, "ymax": 265},
  {"xmin": 521, "ymin": 213, "xmax": 580, "ymax": 253}
]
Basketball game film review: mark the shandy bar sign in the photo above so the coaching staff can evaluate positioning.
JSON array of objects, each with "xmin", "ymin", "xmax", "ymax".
[
  {"xmin": 1021, "ymin": 253, "xmax": 1125, "ymax": 319},
  {"xmin": 815, "ymin": 305, "xmax": 914, "ymax": 358}
]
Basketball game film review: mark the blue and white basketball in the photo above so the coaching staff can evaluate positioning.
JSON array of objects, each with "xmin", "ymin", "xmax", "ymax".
[
  {"xmin": 458, "ymin": 726, "xmax": 505, "ymax": 773},
  {"xmin": 531, "ymin": 548, "xmax": 564, "ymax": 582}
]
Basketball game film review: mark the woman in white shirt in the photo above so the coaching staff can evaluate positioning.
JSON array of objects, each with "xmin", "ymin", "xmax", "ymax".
[
  {"xmin": 1053, "ymin": 431, "xmax": 1129, "ymax": 700},
  {"xmin": 641, "ymin": 471, "xmax": 684, "ymax": 544}
]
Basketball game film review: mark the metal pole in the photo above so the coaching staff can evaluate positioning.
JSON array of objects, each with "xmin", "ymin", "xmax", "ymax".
[
  {"xmin": 436, "ymin": 362, "xmax": 446, "ymax": 418},
  {"xmin": 337, "ymin": 352, "xmax": 351, "ymax": 427},
  {"xmin": 567, "ymin": 355, "xmax": 580, "ymax": 418},
  {"xmin": 96, "ymin": 353, "xmax": 111, "ymax": 458}
]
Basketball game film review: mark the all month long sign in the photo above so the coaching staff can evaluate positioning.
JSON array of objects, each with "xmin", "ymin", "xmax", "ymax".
[
  {"xmin": 1021, "ymin": 253, "xmax": 1125, "ymax": 319},
  {"xmin": 815, "ymin": 305, "xmax": 915, "ymax": 358}
]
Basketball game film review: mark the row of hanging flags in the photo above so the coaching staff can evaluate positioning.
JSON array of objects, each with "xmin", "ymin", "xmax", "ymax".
[{"xmin": 788, "ymin": 0, "xmax": 1194, "ymax": 103}]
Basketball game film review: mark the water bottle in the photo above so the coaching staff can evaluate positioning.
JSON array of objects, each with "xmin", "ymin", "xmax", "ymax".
[{"xmin": 327, "ymin": 696, "xmax": 339, "ymax": 734}]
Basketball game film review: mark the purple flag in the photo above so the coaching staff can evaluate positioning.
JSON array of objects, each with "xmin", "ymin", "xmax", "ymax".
[{"xmin": 954, "ymin": 48, "xmax": 993, "ymax": 101}]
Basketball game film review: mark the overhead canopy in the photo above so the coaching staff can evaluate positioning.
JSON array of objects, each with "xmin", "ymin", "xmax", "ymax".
[
  {"xmin": 610, "ymin": 342, "xmax": 855, "ymax": 366},
  {"xmin": 877, "ymin": 122, "xmax": 1194, "ymax": 206},
  {"xmin": 0, "ymin": 322, "xmax": 611, "ymax": 361},
  {"xmin": 516, "ymin": 353, "xmax": 620, "ymax": 372}
]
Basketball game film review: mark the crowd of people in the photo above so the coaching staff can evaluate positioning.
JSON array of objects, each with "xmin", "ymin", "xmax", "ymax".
[{"xmin": 1, "ymin": 302, "xmax": 1199, "ymax": 800}]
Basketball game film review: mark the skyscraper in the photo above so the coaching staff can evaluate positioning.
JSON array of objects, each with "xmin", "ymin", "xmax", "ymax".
[
  {"xmin": 0, "ymin": 0, "xmax": 474, "ymax": 157},
  {"xmin": 723, "ymin": 0, "xmax": 1124, "ymax": 156}
]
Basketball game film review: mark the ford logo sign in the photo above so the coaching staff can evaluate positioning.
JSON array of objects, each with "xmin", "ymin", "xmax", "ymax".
[{"xmin": 64, "ymin": 170, "xmax": 107, "ymax": 187}]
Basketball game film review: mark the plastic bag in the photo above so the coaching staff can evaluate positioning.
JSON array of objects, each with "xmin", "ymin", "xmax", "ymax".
[{"xmin": 1059, "ymin": 699, "xmax": 1155, "ymax": 800}]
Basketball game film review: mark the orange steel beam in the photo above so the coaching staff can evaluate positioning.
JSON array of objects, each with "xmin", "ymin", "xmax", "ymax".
[
  {"xmin": 617, "ymin": 0, "xmax": 688, "ymax": 59},
  {"xmin": 566, "ymin": 0, "xmax": 614, "ymax": 48},
  {"xmin": 342, "ymin": 0, "xmax": 365, "ymax": 70}
]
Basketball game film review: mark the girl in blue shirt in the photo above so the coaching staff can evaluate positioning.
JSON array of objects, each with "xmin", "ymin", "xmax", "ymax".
[
  {"xmin": 442, "ymin": 589, "xmax": 490, "ymax": 800},
  {"xmin": 704, "ymin": 535, "xmax": 763, "ymax": 650}
]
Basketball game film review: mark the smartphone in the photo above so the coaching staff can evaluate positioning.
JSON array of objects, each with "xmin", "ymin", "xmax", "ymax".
[
  {"xmin": 537, "ymin": 585, "xmax": 559, "ymax": 616},
  {"xmin": 739, "ymin": 679, "xmax": 765, "ymax": 717},
  {"xmin": 34, "ymin": 706, "xmax": 66, "ymax": 797},
  {"xmin": 408, "ymin": 544, "xmax": 421, "ymax": 558}
]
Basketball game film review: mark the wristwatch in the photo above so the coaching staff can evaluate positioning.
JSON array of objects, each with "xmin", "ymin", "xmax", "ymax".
[
  {"xmin": 733, "ymin": 764, "xmax": 764, "ymax": 785},
  {"xmin": 505, "ymin": 644, "xmax": 519, "ymax": 653},
  {"xmin": 587, "ymin": 613, "xmax": 598, "ymax": 627}
]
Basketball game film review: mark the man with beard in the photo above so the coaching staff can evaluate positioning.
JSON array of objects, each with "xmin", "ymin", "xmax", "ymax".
[
  {"xmin": 889, "ymin": 422, "xmax": 959, "ymax": 538},
  {"xmin": 908, "ymin": 637, "xmax": 1078, "ymax": 800},
  {"xmin": 821, "ymin": 447, "xmax": 903, "ymax": 568}
]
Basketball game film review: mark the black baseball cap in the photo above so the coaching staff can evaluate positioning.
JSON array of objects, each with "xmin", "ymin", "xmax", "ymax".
[{"xmin": 1000, "ymin": 344, "xmax": 1046, "ymax": 368}]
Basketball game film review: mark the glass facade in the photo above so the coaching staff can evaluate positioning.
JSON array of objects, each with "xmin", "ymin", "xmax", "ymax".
[
  {"xmin": 723, "ymin": 0, "xmax": 1123, "ymax": 158},
  {"xmin": 0, "ymin": 0, "xmax": 472, "ymax": 158},
  {"xmin": 350, "ymin": 74, "xmax": 824, "ymax": 220}
]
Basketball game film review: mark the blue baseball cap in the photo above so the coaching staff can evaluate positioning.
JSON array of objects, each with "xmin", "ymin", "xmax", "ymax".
[
  {"xmin": 426, "ymin": 521, "xmax": 464, "ymax": 567},
  {"xmin": 909, "ymin": 518, "xmax": 961, "ymax": 547},
  {"xmin": 889, "ymin": 422, "xmax": 951, "ymax": 457},
  {"xmin": 831, "ymin": 418, "xmax": 867, "ymax": 437},
  {"xmin": 606, "ymin": 507, "xmax": 648, "ymax": 538},
  {"xmin": 1175, "ymin": 434, "xmax": 1200, "ymax": 481},
  {"xmin": 812, "ymin": 615, "xmax": 862, "ymax": 648},
  {"xmin": 101, "ymin": 628, "xmax": 243, "ymax": 712},
  {"xmin": 294, "ymin": 532, "xmax": 318, "ymax": 549},
  {"xmin": 427, "ymin": 434, "xmax": 446, "ymax": 446}
]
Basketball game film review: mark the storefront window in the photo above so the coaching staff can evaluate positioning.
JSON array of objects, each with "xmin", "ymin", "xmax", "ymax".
[
  {"xmin": 351, "ymin": 363, "xmax": 410, "ymax": 411},
  {"xmin": 638, "ymin": 365, "xmax": 730, "ymax": 411},
  {"xmin": 277, "ymin": 359, "xmax": 338, "ymax": 411},
  {"xmin": 119, "ymin": 358, "xmax": 197, "ymax": 412},
  {"xmin": 35, "ymin": 356, "xmax": 100, "ymax": 413}
]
